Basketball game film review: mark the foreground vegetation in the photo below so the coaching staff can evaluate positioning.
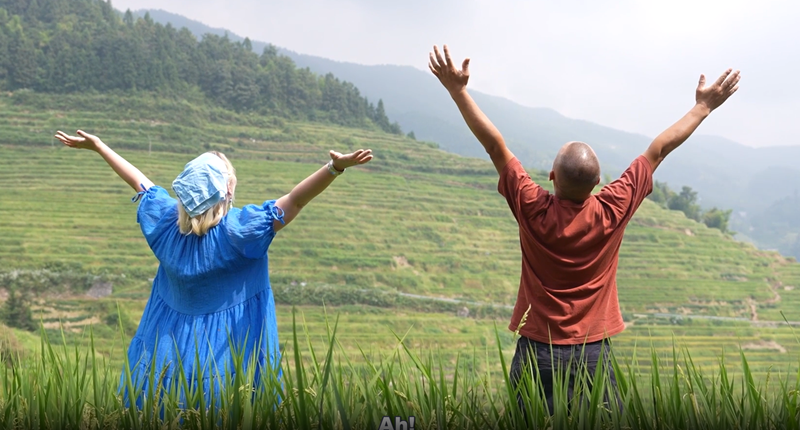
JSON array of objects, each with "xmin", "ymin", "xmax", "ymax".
[{"xmin": 2, "ymin": 314, "xmax": 800, "ymax": 430}]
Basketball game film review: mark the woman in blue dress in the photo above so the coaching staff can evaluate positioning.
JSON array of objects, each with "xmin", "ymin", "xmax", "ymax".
[{"xmin": 54, "ymin": 129, "xmax": 373, "ymax": 405}]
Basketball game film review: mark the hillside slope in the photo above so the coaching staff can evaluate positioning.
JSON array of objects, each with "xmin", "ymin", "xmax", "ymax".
[
  {"xmin": 2, "ymin": 91, "xmax": 800, "ymax": 377},
  {"xmin": 1, "ymin": 91, "xmax": 798, "ymax": 321}
]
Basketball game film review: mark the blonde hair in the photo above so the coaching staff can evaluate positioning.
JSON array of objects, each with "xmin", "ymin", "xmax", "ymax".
[{"xmin": 177, "ymin": 151, "xmax": 237, "ymax": 236}]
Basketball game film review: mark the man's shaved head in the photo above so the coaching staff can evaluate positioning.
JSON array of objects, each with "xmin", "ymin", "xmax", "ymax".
[{"xmin": 550, "ymin": 141, "xmax": 601, "ymax": 201}]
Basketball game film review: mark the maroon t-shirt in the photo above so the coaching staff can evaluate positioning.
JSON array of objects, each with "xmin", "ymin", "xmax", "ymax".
[{"xmin": 498, "ymin": 155, "xmax": 653, "ymax": 344}]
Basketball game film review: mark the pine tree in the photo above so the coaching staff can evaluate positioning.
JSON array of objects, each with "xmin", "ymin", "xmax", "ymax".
[{"xmin": 123, "ymin": 9, "xmax": 134, "ymax": 26}]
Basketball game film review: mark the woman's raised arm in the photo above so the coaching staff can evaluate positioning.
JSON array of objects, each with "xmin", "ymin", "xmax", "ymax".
[
  {"xmin": 274, "ymin": 149, "xmax": 372, "ymax": 232},
  {"xmin": 55, "ymin": 130, "xmax": 154, "ymax": 192}
]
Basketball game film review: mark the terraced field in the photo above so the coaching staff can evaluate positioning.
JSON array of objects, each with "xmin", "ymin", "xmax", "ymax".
[{"xmin": 1, "ymin": 91, "xmax": 799, "ymax": 382}]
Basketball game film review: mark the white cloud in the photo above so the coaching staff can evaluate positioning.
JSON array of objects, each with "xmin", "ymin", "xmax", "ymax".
[{"xmin": 112, "ymin": 0, "xmax": 800, "ymax": 147}]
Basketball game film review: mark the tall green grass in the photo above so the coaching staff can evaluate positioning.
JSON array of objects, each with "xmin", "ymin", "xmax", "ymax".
[{"xmin": 2, "ymin": 311, "xmax": 799, "ymax": 429}]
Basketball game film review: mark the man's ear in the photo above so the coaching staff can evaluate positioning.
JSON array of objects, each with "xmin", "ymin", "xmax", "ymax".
[{"xmin": 549, "ymin": 170, "xmax": 555, "ymax": 181}]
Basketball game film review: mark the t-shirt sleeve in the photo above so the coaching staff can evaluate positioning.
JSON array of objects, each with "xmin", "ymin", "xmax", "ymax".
[
  {"xmin": 497, "ymin": 157, "xmax": 548, "ymax": 221},
  {"xmin": 596, "ymin": 155, "xmax": 654, "ymax": 224},
  {"xmin": 226, "ymin": 200, "xmax": 285, "ymax": 259},
  {"xmin": 136, "ymin": 186, "xmax": 177, "ymax": 248}
]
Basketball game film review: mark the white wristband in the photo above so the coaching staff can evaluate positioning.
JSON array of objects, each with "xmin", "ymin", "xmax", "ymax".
[{"xmin": 327, "ymin": 159, "xmax": 345, "ymax": 176}]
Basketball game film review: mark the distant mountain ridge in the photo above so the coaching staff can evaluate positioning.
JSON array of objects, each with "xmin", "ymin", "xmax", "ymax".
[{"xmin": 135, "ymin": 9, "xmax": 800, "ymax": 258}]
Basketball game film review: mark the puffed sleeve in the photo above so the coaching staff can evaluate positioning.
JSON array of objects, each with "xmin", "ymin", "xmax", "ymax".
[
  {"xmin": 225, "ymin": 200, "xmax": 285, "ymax": 259},
  {"xmin": 136, "ymin": 186, "xmax": 178, "ymax": 248}
]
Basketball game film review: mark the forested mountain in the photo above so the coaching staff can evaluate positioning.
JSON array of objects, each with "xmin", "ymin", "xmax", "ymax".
[{"xmin": 0, "ymin": 0, "xmax": 401, "ymax": 134}]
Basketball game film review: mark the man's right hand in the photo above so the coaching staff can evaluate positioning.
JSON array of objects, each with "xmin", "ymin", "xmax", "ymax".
[
  {"xmin": 429, "ymin": 45, "xmax": 471, "ymax": 96},
  {"xmin": 696, "ymin": 69, "xmax": 741, "ymax": 113},
  {"xmin": 428, "ymin": 44, "xmax": 514, "ymax": 174}
]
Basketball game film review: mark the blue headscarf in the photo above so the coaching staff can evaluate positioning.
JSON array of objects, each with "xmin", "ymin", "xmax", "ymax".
[{"xmin": 172, "ymin": 153, "xmax": 229, "ymax": 217}]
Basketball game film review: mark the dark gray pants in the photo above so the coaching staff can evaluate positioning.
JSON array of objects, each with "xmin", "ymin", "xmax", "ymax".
[{"xmin": 509, "ymin": 336, "xmax": 619, "ymax": 415}]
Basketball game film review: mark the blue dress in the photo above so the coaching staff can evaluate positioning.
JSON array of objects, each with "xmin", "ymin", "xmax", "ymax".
[{"xmin": 124, "ymin": 186, "xmax": 284, "ymax": 404}]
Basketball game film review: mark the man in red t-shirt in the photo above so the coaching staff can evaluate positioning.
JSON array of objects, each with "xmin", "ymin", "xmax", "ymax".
[{"xmin": 428, "ymin": 45, "xmax": 740, "ymax": 413}]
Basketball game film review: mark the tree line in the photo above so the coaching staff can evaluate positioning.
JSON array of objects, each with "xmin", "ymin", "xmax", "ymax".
[
  {"xmin": 648, "ymin": 181, "xmax": 732, "ymax": 234},
  {"xmin": 0, "ymin": 0, "xmax": 402, "ymax": 134}
]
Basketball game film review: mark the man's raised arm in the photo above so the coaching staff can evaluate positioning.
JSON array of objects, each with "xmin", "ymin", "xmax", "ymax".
[
  {"xmin": 643, "ymin": 69, "xmax": 741, "ymax": 172},
  {"xmin": 429, "ymin": 45, "xmax": 514, "ymax": 174}
]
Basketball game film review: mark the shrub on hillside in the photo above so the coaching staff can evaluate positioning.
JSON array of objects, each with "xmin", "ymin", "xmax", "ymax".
[
  {"xmin": 0, "ymin": 263, "xmax": 119, "ymax": 295},
  {"xmin": 271, "ymin": 281, "xmax": 511, "ymax": 319},
  {"xmin": 102, "ymin": 305, "xmax": 138, "ymax": 336},
  {"xmin": 1, "ymin": 289, "xmax": 35, "ymax": 331}
]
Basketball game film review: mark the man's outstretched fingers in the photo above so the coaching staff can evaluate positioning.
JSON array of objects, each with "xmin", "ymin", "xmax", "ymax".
[
  {"xmin": 714, "ymin": 68, "xmax": 733, "ymax": 86},
  {"xmin": 429, "ymin": 51, "xmax": 440, "ymax": 70},
  {"xmin": 726, "ymin": 71, "xmax": 741, "ymax": 89},
  {"xmin": 462, "ymin": 58, "xmax": 470, "ymax": 75},
  {"xmin": 697, "ymin": 74, "xmax": 706, "ymax": 89},
  {"xmin": 434, "ymin": 45, "xmax": 446, "ymax": 71},
  {"xmin": 443, "ymin": 45, "xmax": 453, "ymax": 68}
]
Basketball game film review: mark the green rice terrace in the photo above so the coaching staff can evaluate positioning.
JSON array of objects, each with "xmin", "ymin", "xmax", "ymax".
[{"xmin": 1, "ymin": 90, "xmax": 800, "ymax": 388}]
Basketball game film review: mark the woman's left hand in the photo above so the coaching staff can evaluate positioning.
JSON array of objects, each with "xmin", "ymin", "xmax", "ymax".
[{"xmin": 330, "ymin": 149, "xmax": 373, "ymax": 171}]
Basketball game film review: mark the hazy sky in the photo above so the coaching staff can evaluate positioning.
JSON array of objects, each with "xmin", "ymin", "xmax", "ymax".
[{"xmin": 112, "ymin": 0, "xmax": 799, "ymax": 148}]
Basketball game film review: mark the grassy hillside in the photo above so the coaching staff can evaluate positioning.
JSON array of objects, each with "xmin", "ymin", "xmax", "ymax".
[{"xmin": 1, "ymin": 91, "xmax": 800, "ymax": 380}]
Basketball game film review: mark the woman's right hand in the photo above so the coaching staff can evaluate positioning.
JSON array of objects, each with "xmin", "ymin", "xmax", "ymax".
[{"xmin": 54, "ymin": 130, "xmax": 104, "ymax": 152}]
